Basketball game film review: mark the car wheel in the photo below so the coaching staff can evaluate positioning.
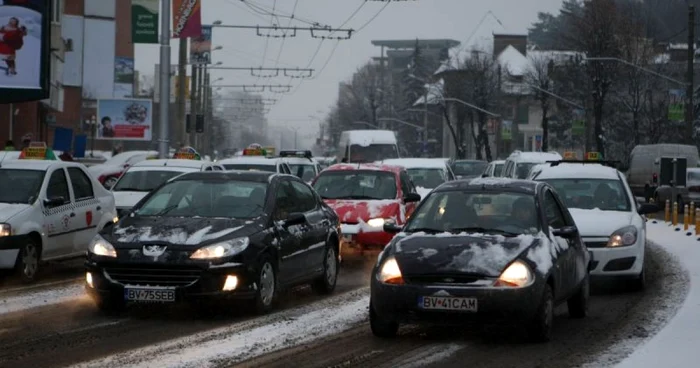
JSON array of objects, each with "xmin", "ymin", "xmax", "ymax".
[
  {"xmin": 15, "ymin": 238, "xmax": 40, "ymax": 283},
  {"xmin": 567, "ymin": 276, "xmax": 589, "ymax": 318},
  {"xmin": 312, "ymin": 242, "xmax": 339, "ymax": 295},
  {"xmin": 253, "ymin": 257, "xmax": 277, "ymax": 314},
  {"xmin": 630, "ymin": 267, "xmax": 646, "ymax": 292},
  {"xmin": 369, "ymin": 302, "xmax": 398, "ymax": 338},
  {"xmin": 528, "ymin": 284, "xmax": 554, "ymax": 343}
]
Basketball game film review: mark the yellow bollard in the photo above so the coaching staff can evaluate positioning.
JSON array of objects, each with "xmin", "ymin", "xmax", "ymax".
[
  {"xmin": 684, "ymin": 205, "xmax": 690, "ymax": 230},
  {"xmin": 696, "ymin": 208, "xmax": 700, "ymax": 235},
  {"xmin": 648, "ymin": 198, "xmax": 655, "ymax": 220},
  {"xmin": 672, "ymin": 201, "xmax": 678, "ymax": 226},
  {"xmin": 691, "ymin": 202, "xmax": 696, "ymax": 223},
  {"xmin": 665, "ymin": 200, "xmax": 671, "ymax": 223}
]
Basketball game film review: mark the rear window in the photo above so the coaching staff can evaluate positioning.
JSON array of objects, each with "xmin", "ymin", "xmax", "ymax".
[
  {"xmin": 348, "ymin": 144, "xmax": 398, "ymax": 163},
  {"xmin": 313, "ymin": 170, "xmax": 397, "ymax": 200},
  {"xmin": 452, "ymin": 161, "xmax": 487, "ymax": 176},
  {"xmin": 223, "ymin": 164, "xmax": 276, "ymax": 172}
]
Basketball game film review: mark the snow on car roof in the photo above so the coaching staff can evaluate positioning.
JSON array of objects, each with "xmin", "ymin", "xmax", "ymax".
[
  {"xmin": 132, "ymin": 159, "xmax": 210, "ymax": 169},
  {"xmin": 534, "ymin": 163, "xmax": 621, "ymax": 180},
  {"xmin": 344, "ymin": 130, "xmax": 397, "ymax": 145},
  {"xmin": 507, "ymin": 151, "xmax": 562, "ymax": 162},
  {"xmin": 218, "ymin": 157, "xmax": 278, "ymax": 165},
  {"xmin": 491, "ymin": 160, "xmax": 506, "ymax": 164},
  {"xmin": 380, "ymin": 158, "xmax": 447, "ymax": 169},
  {"xmin": 325, "ymin": 163, "xmax": 402, "ymax": 173},
  {"xmin": 0, "ymin": 159, "xmax": 83, "ymax": 171}
]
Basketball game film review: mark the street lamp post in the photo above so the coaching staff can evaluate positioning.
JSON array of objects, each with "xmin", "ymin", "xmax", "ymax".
[
  {"xmin": 86, "ymin": 115, "xmax": 96, "ymax": 156},
  {"xmin": 157, "ymin": 0, "xmax": 171, "ymax": 159}
]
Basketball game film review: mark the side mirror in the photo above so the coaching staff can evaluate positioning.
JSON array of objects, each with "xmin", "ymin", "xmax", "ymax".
[
  {"xmin": 638, "ymin": 203, "xmax": 660, "ymax": 215},
  {"xmin": 283, "ymin": 212, "xmax": 306, "ymax": 227},
  {"xmin": 44, "ymin": 196, "xmax": 66, "ymax": 207},
  {"xmin": 403, "ymin": 192, "xmax": 421, "ymax": 203},
  {"xmin": 383, "ymin": 223, "xmax": 402, "ymax": 234},
  {"xmin": 552, "ymin": 225, "xmax": 578, "ymax": 238}
]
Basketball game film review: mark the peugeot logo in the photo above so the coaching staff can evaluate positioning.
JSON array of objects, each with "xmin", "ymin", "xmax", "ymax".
[{"xmin": 143, "ymin": 245, "xmax": 167, "ymax": 257}]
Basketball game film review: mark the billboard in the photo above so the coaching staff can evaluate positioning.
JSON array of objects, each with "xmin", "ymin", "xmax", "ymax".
[
  {"xmin": 190, "ymin": 25, "xmax": 211, "ymax": 64},
  {"xmin": 113, "ymin": 56, "xmax": 134, "ymax": 98},
  {"xmin": 0, "ymin": 0, "xmax": 50, "ymax": 103},
  {"xmin": 96, "ymin": 98, "xmax": 153, "ymax": 141},
  {"xmin": 172, "ymin": 0, "xmax": 201, "ymax": 38},
  {"xmin": 131, "ymin": 0, "xmax": 158, "ymax": 44}
]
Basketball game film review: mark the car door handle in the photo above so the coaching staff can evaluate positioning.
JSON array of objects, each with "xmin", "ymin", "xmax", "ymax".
[{"xmin": 70, "ymin": 212, "xmax": 75, "ymax": 217}]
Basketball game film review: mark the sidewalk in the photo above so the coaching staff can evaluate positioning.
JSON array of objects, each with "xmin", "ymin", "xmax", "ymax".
[{"xmin": 614, "ymin": 217, "xmax": 700, "ymax": 368}]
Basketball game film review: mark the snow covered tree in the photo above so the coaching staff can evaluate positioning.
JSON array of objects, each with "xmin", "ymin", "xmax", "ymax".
[{"xmin": 525, "ymin": 54, "xmax": 555, "ymax": 152}]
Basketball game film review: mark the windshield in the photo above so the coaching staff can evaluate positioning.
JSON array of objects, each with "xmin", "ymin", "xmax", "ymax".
[
  {"xmin": 405, "ymin": 190, "xmax": 538, "ymax": 235},
  {"xmin": 349, "ymin": 144, "xmax": 398, "ymax": 163},
  {"xmin": 452, "ymin": 161, "xmax": 487, "ymax": 176},
  {"xmin": 289, "ymin": 164, "xmax": 317, "ymax": 182},
  {"xmin": 494, "ymin": 163, "xmax": 504, "ymax": 176},
  {"xmin": 223, "ymin": 164, "xmax": 276, "ymax": 172},
  {"xmin": 407, "ymin": 168, "xmax": 446, "ymax": 189},
  {"xmin": 313, "ymin": 170, "xmax": 397, "ymax": 200},
  {"xmin": 112, "ymin": 169, "xmax": 191, "ymax": 192},
  {"xmin": 135, "ymin": 179, "xmax": 268, "ymax": 218},
  {"xmin": 515, "ymin": 162, "xmax": 539, "ymax": 179},
  {"xmin": 541, "ymin": 178, "xmax": 631, "ymax": 211},
  {"xmin": 0, "ymin": 169, "xmax": 44, "ymax": 204}
]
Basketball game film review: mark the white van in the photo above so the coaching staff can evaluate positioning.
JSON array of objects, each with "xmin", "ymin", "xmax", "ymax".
[
  {"xmin": 502, "ymin": 150, "xmax": 563, "ymax": 179},
  {"xmin": 337, "ymin": 130, "xmax": 399, "ymax": 163}
]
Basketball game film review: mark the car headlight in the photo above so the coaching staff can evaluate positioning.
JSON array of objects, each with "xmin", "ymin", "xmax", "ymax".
[
  {"xmin": 377, "ymin": 256, "xmax": 404, "ymax": 284},
  {"xmin": 495, "ymin": 260, "xmax": 533, "ymax": 287},
  {"xmin": 607, "ymin": 225, "xmax": 637, "ymax": 247},
  {"xmin": 190, "ymin": 237, "xmax": 250, "ymax": 260},
  {"xmin": 367, "ymin": 218, "xmax": 394, "ymax": 228},
  {"xmin": 0, "ymin": 223, "xmax": 10, "ymax": 237},
  {"xmin": 88, "ymin": 235, "xmax": 117, "ymax": 258}
]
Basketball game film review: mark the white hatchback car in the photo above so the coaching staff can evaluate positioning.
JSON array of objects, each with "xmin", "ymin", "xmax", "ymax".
[{"xmin": 531, "ymin": 161, "xmax": 659, "ymax": 290}]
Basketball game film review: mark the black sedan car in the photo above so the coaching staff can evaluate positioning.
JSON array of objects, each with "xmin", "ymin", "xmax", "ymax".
[
  {"xmin": 370, "ymin": 178, "xmax": 591, "ymax": 342},
  {"xmin": 85, "ymin": 171, "xmax": 341, "ymax": 314}
]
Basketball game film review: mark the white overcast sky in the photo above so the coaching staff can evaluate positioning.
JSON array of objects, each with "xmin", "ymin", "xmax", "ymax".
[{"xmin": 135, "ymin": 0, "xmax": 564, "ymax": 135}]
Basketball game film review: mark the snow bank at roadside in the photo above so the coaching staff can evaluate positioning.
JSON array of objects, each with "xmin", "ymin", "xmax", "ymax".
[
  {"xmin": 611, "ymin": 220, "xmax": 700, "ymax": 368},
  {"xmin": 72, "ymin": 288, "xmax": 370, "ymax": 368}
]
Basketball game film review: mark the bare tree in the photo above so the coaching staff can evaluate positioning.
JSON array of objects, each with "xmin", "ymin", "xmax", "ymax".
[
  {"xmin": 525, "ymin": 53, "xmax": 555, "ymax": 151},
  {"xmin": 335, "ymin": 62, "xmax": 383, "ymax": 131}
]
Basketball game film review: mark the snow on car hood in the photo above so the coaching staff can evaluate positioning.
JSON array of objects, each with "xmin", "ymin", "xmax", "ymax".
[
  {"xmin": 568, "ymin": 208, "xmax": 635, "ymax": 237},
  {"xmin": 324, "ymin": 199, "xmax": 401, "ymax": 224},
  {"xmin": 0, "ymin": 203, "xmax": 31, "ymax": 222},
  {"xmin": 390, "ymin": 231, "xmax": 546, "ymax": 277},
  {"xmin": 88, "ymin": 164, "xmax": 123, "ymax": 178},
  {"xmin": 110, "ymin": 217, "xmax": 248, "ymax": 246},
  {"xmin": 113, "ymin": 191, "xmax": 149, "ymax": 209}
]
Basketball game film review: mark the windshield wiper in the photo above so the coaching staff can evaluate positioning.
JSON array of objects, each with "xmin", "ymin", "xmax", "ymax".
[
  {"xmin": 405, "ymin": 227, "xmax": 443, "ymax": 234},
  {"xmin": 448, "ymin": 227, "xmax": 519, "ymax": 237},
  {"xmin": 152, "ymin": 204, "xmax": 179, "ymax": 216}
]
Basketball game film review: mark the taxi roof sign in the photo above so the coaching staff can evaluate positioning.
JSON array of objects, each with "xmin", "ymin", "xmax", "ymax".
[
  {"xmin": 243, "ymin": 147, "xmax": 267, "ymax": 156},
  {"xmin": 586, "ymin": 152, "xmax": 601, "ymax": 161},
  {"xmin": 563, "ymin": 151, "xmax": 577, "ymax": 160},
  {"xmin": 279, "ymin": 150, "xmax": 312, "ymax": 159},
  {"xmin": 20, "ymin": 142, "xmax": 56, "ymax": 160},
  {"xmin": 173, "ymin": 146, "xmax": 200, "ymax": 160}
]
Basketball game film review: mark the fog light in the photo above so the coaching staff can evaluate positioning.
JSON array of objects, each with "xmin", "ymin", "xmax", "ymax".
[
  {"xmin": 86, "ymin": 272, "xmax": 94, "ymax": 288},
  {"xmin": 222, "ymin": 275, "xmax": 238, "ymax": 291}
]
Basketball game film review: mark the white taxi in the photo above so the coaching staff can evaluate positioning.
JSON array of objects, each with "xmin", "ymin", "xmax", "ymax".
[
  {"xmin": 111, "ymin": 158, "xmax": 224, "ymax": 218},
  {"xmin": 280, "ymin": 150, "xmax": 322, "ymax": 183},
  {"xmin": 0, "ymin": 153, "xmax": 117, "ymax": 282},
  {"xmin": 219, "ymin": 147, "xmax": 292, "ymax": 174},
  {"xmin": 531, "ymin": 159, "xmax": 659, "ymax": 290}
]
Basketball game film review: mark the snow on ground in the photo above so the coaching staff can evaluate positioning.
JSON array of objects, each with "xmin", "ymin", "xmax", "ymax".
[
  {"xmin": 612, "ymin": 220, "xmax": 700, "ymax": 368},
  {"xmin": 72, "ymin": 288, "xmax": 370, "ymax": 368},
  {"xmin": 0, "ymin": 282, "xmax": 84, "ymax": 315}
]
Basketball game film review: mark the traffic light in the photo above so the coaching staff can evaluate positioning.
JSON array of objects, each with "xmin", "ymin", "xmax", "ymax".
[{"xmin": 195, "ymin": 114, "xmax": 204, "ymax": 133}]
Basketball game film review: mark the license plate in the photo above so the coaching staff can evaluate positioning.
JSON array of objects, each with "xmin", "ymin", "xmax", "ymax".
[
  {"xmin": 124, "ymin": 287, "xmax": 176, "ymax": 302},
  {"xmin": 418, "ymin": 296, "xmax": 477, "ymax": 312}
]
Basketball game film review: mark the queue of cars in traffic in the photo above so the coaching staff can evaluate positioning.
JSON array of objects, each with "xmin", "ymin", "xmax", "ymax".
[{"xmin": 0, "ymin": 137, "xmax": 658, "ymax": 344}]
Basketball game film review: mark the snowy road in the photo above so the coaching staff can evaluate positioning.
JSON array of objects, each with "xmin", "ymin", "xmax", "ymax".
[{"xmin": 0, "ymin": 243, "xmax": 683, "ymax": 368}]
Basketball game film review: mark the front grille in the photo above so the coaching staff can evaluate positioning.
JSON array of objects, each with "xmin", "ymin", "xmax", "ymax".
[
  {"xmin": 585, "ymin": 241, "xmax": 608, "ymax": 248},
  {"xmin": 405, "ymin": 274, "xmax": 481, "ymax": 285},
  {"xmin": 105, "ymin": 266, "xmax": 202, "ymax": 286}
]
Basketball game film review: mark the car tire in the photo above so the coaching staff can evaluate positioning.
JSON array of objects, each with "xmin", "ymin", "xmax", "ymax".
[
  {"xmin": 312, "ymin": 242, "xmax": 339, "ymax": 295},
  {"xmin": 567, "ymin": 276, "xmax": 589, "ymax": 318},
  {"xmin": 253, "ymin": 256, "xmax": 277, "ymax": 314},
  {"xmin": 15, "ymin": 237, "xmax": 40, "ymax": 283},
  {"xmin": 630, "ymin": 267, "xmax": 646, "ymax": 292},
  {"xmin": 528, "ymin": 284, "xmax": 554, "ymax": 343},
  {"xmin": 369, "ymin": 302, "xmax": 398, "ymax": 338}
]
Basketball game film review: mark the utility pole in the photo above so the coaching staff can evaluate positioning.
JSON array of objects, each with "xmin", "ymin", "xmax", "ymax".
[
  {"xmin": 157, "ymin": 0, "xmax": 171, "ymax": 159},
  {"xmin": 177, "ymin": 38, "xmax": 187, "ymax": 146},
  {"xmin": 422, "ymin": 88, "xmax": 428, "ymax": 157},
  {"xmin": 686, "ymin": 5, "xmax": 695, "ymax": 144},
  {"xmin": 189, "ymin": 63, "xmax": 198, "ymax": 147}
]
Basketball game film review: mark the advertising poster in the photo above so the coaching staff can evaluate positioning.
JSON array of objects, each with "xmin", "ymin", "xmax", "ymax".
[
  {"xmin": 131, "ymin": 0, "xmax": 158, "ymax": 44},
  {"xmin": 96, "ymin": 98, "xmax": 153, "ymax": 141},
  {"xmin": 113, "ymin": 56, "xmax": 134, "ymax": 98},
  {"xmin": 0, "ymin": 0, "xmax": 49, "ymax": 102},
  {"xmin": 189, "ymin": 25, "xmax": 211, "ymax": 64},
  {"xmin": 172, "ymin": 0, "xmax": 201, "ymax": 38}
]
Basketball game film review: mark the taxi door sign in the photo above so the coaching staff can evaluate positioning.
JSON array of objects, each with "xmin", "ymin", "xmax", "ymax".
[
  {"xmin": 586, "ymin": 152, "xmax": 601, "ymax": 161},
  {"xmin": 563, "ymin": 151, "xmax": 577, "ymax": 160}
]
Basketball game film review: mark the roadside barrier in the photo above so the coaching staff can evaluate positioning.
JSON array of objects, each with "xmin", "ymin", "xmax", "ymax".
[{"xmin": 654, "ymin": 200, "xmax": 700, "ymax": 238}]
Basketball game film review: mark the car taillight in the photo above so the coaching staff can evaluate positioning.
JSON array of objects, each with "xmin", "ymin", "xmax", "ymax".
[
  {"xmin": 98, "ymin": 175, "xmax": 106, "ymax": 183},
  {"xmin": 652, "ymin": 173, "xmax": 658, "ymax": 184}
]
